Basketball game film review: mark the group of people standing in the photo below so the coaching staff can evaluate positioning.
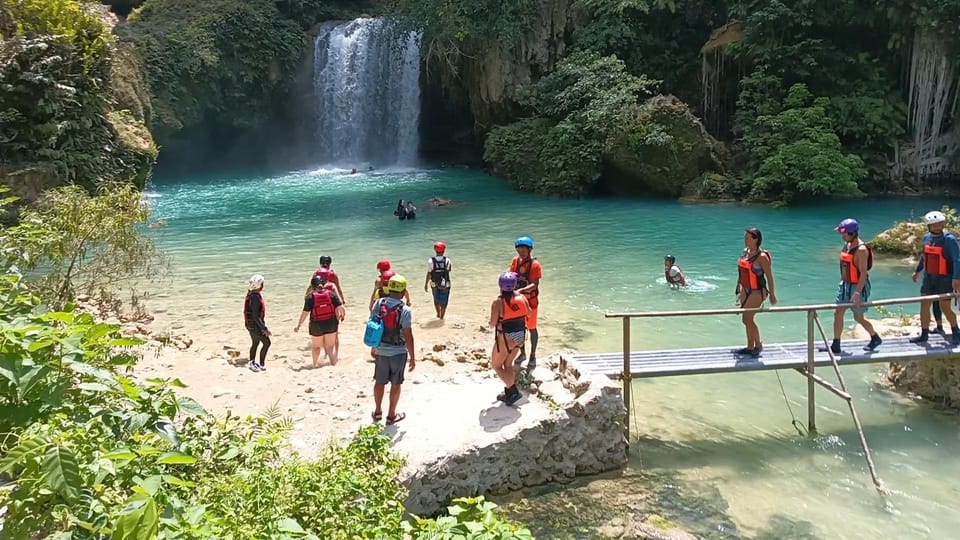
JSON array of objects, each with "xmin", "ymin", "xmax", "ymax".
[
  {"xmin": 241, "ymin": 235, "xmax": 544, "ymax": 423},
  {"xmin": 662, "ymin": 211, "xmax": 960, "ymax": 356}
]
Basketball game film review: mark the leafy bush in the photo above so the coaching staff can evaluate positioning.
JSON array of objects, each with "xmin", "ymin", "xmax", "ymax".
[
  {"xmin": 484, "ymin": 52, "xmax": 658, "ymax": 197},
  {"xmin": 0, "ymin": 0, "xmax": 156, "ymax": 190},
  {"xmin": 736, "ymin": 75, "xmax": 866, "ymax": 205},
  {"xmin": 405, "ymin": 496, "xmax": 534, "ymax": 539},
  {"xmin": 0, "ymin": 271, "xmax": 527, "ymax": 538},
  {"xmin": 1, "ymin": 183, "xmax": 167, "ymax": 309}
]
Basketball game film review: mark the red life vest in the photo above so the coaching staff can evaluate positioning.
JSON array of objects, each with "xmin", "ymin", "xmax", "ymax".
[
  {"xmin": 310, "ymin": 291, "xmax": 335, "ymax": 322},
  {"xmin": 378, "ymin": 301, "xmax": 405, "ymax": 345},
  {"xmin": 511, "ymin": 256, "xmax": 540, "ymax": 309},
  {"xmin": 923, "ymin": 244, "xmax": 949, "ymax": 276},
  {"xmin": 737, "ymin": 250, "xmax": 769, "ymax": 291},
  {"xmin": 840, "ymin": 243, "xmax": 872, "ymax": 283},
  {"xmin": 243, "ymin": 291, "xmax": 265, "ymax": 327},
  {"xmin": 314, "ymin": 266, "xmax": 333, "ymax": 284}
]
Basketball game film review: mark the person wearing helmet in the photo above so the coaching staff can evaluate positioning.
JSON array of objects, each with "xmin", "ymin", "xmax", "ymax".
[
  {"xmin": 489, "ymin": 271, "xmax": 531, "ymax": 405},
  {"xmin": 664, "ymin": 255, "xmax": 686, "ymax": 288},
  {"xmin": 510, "ymin": 236, "xmax": 542, "ymax": 368},
  {"xmin": 910, "ymin": 210, "xmax": 960, "ymax": 345},
  {"xmin": 243, "ymin": 274, "xmax": 271, "ymax": 372},
  {"xmin": 308, "ymin": 255, "xmax": 346, "ymax": 304},
  {"xmin": 369, "ymin": 274, "xmax": 416, "ymax": 424},
  {"xmin": 424, "ymin": 241, "xmax": 452, "ymax": 319},
  {"xmin": 295, "ymin": 275, "xmax": 346, "ymax": 368},
  {"xmin": 369, "ymin": 262, "xmax": 411, "ymax": 311},
  {"xmin": 825, "ymin": 219, "xmax": 882, "ymax": 354},
  {"xmin": 735, "ymin": 227, "xmax": 777, "ymax": 357}
]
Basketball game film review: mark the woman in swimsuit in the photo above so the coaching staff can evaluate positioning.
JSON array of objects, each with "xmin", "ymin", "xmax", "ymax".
[
  {"xmin": 488, "ymin": 271, "xmax": 530, "ymax": 405},
  {"xmin": 736, "ymin": 227, "xmax": 777, "ymax": 357}
]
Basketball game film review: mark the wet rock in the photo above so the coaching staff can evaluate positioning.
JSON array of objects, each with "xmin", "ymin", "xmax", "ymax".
[
  {"xmin": 304, "ymin": 387, "xmax": 315, "ymax": 394},
  {"xmin": 432, "ymin": 343, "xmax": 447, "ymax": 352}
]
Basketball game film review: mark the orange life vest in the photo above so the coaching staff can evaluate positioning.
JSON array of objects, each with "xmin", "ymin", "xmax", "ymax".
[
  {"xmin": 923, "ymin": 244, "xmax": 949, "ymax": 276},
  {"xmin": 511, "ymin": 256, "xmax": 540, "ymax": 308},
  {"xmin": 499, "ymin": 294, "xmax": 529, "ymax": 333},
  {"xmin": 737, "ymin": 250, "xmax": 768, "ymax": 291},
  {"xmin": 839, "ymin": 242, "xmax": 873, "ymax": 284}
]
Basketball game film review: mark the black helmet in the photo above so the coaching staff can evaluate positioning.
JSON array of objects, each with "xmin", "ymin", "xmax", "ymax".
[
  {"xmin": 319, "ymin": 255, "xmax": 332, "ymax": 266},
  {"xmin": 664, "ymin": 254, "xmax": 675, "ymax": 262},
  {"xmin": 311, "ymin": 275, "xmax": 323, "ymax": 287}
]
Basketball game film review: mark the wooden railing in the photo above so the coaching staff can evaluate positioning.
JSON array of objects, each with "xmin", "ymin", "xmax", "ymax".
[{"xmin": 604, "ymin": 291, "xmax": 959, "ymax": 496}]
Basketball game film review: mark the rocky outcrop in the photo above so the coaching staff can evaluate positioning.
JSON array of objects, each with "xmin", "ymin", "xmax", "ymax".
[
  {"xmin": 887, "ymin": 357, "xmax": 960, "ymax": 408},
  {"xmin": 602, "ymin": 95, "xmax": 724, "ymax": 197},
  {"xmin": 402, "ymin": 353, "xmax": 627, "ymax": 516},
  {"xmin": 871, "ymin": 207, "xmax": 957, "ymax": 258},
  {"xmin": 458, "ymin": 0, "xmax": 585, "ymax": 130}
]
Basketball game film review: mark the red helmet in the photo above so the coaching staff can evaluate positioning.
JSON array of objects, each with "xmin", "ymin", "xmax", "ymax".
[
  {"xmin": 433, "ymin": 241, "xmax": 446, "ymax": 253},
  {"xmin": 376, "ymin": 260, "xmax": 391, "ymax": 273},
  {"xmin": 380, "ymin": 269, "xmax": 396, "ymax": 281}
]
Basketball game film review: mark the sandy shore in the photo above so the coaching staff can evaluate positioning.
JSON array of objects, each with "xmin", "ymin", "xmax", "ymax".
[{"xmin": 129, "ymin": 291, "xmax": 556, "ymax": 461}]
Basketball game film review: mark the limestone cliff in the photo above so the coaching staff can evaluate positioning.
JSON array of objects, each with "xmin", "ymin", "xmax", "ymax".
[{"xmin": 457, "ymin": 0, "xmax": 585, "ymax": 130}]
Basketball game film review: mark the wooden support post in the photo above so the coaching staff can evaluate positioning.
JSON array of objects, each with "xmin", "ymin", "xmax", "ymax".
[
  {"xmin": 794, "ymin": 368, "xmax": 853, "ymax": 400},
  {"xmin": 622, "ymin": 317, "xmax": 631, "ymax": 448},
  {"xmin": 806, "ymin": 310, "xmax": 816, "ymax": 434}
]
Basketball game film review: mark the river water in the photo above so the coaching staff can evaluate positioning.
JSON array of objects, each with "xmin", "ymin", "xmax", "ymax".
[{"xmin": 145, "ymin": 167, "xmax": 960, "ymax": 539}]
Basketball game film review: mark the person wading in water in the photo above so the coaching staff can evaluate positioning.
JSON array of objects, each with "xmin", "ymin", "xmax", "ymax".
[
  {"xmin": 735, "ymin": 227, "xmax": 777, "ymax": 357},
  {"xmin": 295, "ymin": 275, "xmax": 345, "ymax": 368}
]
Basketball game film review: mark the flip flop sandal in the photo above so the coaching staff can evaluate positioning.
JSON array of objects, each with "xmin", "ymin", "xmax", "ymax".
[
  {"xmin": 386, "ymin": 412, "xmax": 406, "ymax": 425},
  {"xmin": 371, "ymin": 411, "xmax": 382, "ymax": 422}
]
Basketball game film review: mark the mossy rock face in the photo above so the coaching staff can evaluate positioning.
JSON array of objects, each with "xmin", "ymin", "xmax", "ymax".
[
  {"xmin": 602, "ymin": 95, "xmax": 722, "ymax": 197},
  {"xmin": 871, "ymin": 206, "xmax": 958, "ymax": 258},
  {"xmin": 107, "ymin": 110, "xmax": 158, "ymax": 189}
]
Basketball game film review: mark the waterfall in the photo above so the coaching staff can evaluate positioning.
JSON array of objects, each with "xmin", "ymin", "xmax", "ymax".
[{"xmin": 313, "ymin": 18, "xmax": 422, "ymax": 167}]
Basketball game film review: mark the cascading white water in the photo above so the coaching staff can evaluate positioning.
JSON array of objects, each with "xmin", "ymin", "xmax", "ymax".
[{"xmin": 313, "ymin": 18, "xmax": 421, "ymax": 167}]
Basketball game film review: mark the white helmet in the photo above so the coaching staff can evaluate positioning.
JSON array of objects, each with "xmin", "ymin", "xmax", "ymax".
[
  {"xmin": 248, "ymin": 274, "xmax": 265, "ymax": 290},
  {"xmin": 924, "ymin": 211, "xmax": 946, "ymax": 225}
]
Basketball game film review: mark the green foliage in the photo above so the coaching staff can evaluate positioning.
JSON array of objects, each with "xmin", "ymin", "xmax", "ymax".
[
  {"xmin": 872, "ymin": 206, "xmax": 960, "ymax": 256},
  {"xmin": 0, "ymin": 272, "xmax": 525, "ymax": 537},
  {"xmin": 0, "ymin": 0, "xmax": 155, "ymax": 190},
  {"xmin": 124, "ymin": 0, "xmax": 306, "ymax": 140},
  {"xmin": 0, "ymin": 183, "xmax": 167, "ymax": 308},
  {"xmin": 572, "ymin": 0, "xmax": 721, "ymax": 103},
  {"xmin": 736, "ymin": 73, "xmax": 866, "ymax": 204},
  {"xmin": 484, "ymin": 52, "xmax": 658, "ymax": 197},
  {"xmin": 390, "ymin": 0, "xmax": 536, "ymax": 69},
  {"xmin": 405, "ymin": 496, "xmax": 534, "ymax": 539}
]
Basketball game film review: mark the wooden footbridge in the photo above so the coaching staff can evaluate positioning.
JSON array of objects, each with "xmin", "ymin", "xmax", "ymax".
[{"xmin": 563, "ymin": 293, "xmax": 960, "ymax": 495}]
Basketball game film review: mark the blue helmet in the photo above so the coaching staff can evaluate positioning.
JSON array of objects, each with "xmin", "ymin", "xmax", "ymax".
[
  {"xmin": 515, "ymin": 236, "xmax": 534, "ymax": 249},
  {"xmin": 835, "ymin": 218, "xmax": 859, "ymax": 234}
]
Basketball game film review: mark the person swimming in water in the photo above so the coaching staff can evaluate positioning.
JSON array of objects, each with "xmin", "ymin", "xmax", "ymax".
[
  {"xmin": 405, "ymin": 201, "xmax": 417, "ymax": 220},
  {"xmin": 664, "ymin": 255, "xmax": 686, "ymax": 288},
  {"xmin": 394, "ymin": 199, "xmax": 406, "ymax": 220}
]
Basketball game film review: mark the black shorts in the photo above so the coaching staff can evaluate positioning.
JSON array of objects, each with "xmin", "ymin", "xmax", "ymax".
[
  {"xmin": 921, "ymin": 274, "xmax": 953, "ymax": 295},
  {"xmin": 309, "ymin": 319, "xmax": 338, "ymax": 336}
]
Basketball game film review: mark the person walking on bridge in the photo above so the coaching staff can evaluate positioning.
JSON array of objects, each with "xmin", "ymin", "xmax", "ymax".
[
  {"xmin": 827, "ymin": 219, "xmax": 882, "ymax": 354},
  {"xmin": 910, "ymin": 211, "xmax": 960, "ymax": 345}
]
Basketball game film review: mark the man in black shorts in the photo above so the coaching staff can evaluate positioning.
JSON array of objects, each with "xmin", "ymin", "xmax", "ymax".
[
  {"xmin": 911, "ymin": 210, "xmax": 960, "ymax": 345},
  {"xmin": 295, "ymin": 276, "xmax": 345, "ymax": 367}
]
